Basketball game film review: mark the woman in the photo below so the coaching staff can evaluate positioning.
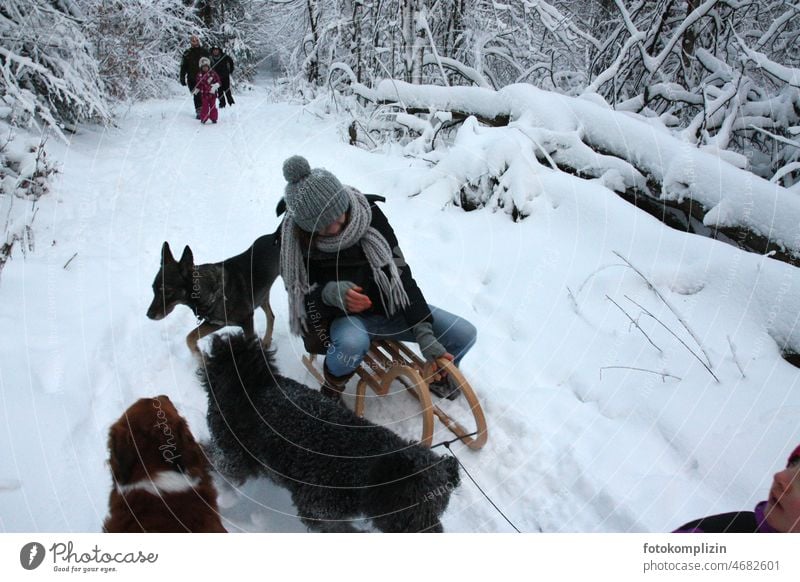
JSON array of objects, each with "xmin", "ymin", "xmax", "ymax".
[
  {"xmin": 279, "ymin": 155, "xmax": 477, "ymax": 400},
  {"xmin": 674, "ymin": 444, "xmax": 800, "ymax": 532},
  {"xmin": 209, "ymin": 46, "xmax": 235, "ymax": 108}
]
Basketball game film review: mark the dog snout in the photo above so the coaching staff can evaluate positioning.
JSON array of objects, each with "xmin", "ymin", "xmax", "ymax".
[{"xmin": 146, "ymin": 298, "xmax": 173, "ymax": 320}]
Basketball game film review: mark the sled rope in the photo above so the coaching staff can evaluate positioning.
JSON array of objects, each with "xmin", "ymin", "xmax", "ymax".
[
  {"xmin": 430, "ymin": 431, "xmax": 479, "ymax": 450},
  {"xmin": 443, "ymin": 440, "xmax": 522, "ymax": 533}
]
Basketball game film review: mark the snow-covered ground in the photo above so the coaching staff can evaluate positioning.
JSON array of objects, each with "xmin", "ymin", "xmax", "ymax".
[{"xmin": 2, "ymin": 83, "xmax": 799, "ymax": 533}]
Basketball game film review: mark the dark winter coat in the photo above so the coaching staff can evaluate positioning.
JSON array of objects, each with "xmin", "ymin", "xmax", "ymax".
[
  {"xmin": 281, "ymin": 195, "xmax": 432, "ymax": 350},
  {"xmin": 209, "ymin": 48, "xmax": 234, "ymax": 88},
  {"xmin": 673, "ymin": 501, "xmax": 777, "ymax": 533},
  {"xmin": 180, "ymin": 46, "xmax": 210, "ymax": 87}
]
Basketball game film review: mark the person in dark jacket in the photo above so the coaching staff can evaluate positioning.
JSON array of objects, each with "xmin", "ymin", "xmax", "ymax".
[
  {"xmin": 673, "ymin": 444, "xmax": 800, "ymax": 533},
  {"xmin": 209, "ymin": 46, "xmax": 235, "ymax": 108},
  {"xmin": 279, "ymin": 155, "xmax": 477, "ymax": 400},
  {"xmin": 180, "ymin": 35, "xmax": 209, "ymax": 118}
]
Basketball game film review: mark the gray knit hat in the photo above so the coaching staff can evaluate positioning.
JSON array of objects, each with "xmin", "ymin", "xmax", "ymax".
[{"xmin": 282, "ymin": 155, "xmax": 350, "ymax": 232}]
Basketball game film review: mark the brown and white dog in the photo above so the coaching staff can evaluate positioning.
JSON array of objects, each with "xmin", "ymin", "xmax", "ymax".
[{"xmin": 103, "ymin": 395, "xmax": 227, "ymax": 533}]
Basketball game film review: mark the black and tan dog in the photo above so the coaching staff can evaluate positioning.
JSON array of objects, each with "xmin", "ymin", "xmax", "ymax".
[{"xmin": 146, "ymin": 229, "xmax": 280, "ymax": 353}]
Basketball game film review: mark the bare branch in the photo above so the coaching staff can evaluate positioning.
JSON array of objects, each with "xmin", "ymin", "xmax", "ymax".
[
  {"xmin": 600, "ymin": 366, "xmax": 682, "ymax": 382},
  {"xmin": 624, "ymin": 294, "xmax": 720, "ymax": 383},
  {"xmin": 613, "ymin": 250, "xmax": 713, "ymax": 368},
  {"xmin": 606, "ymin": 294, "xmax": 663, "ymax": 353},
  {"xmin": 727, "ymin": 335, "xmax": 746, "ymax": 378}
]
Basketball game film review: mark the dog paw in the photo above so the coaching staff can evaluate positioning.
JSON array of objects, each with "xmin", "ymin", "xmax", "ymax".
[{"xmin": 214, "ymin": 482, "xmax": 242, "ymax": 509}]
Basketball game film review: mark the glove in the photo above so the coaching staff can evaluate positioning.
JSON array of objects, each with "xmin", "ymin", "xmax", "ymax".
[
  {"xmin": 413, "ymin": 322, "xmax": 446, "ymax": 361},
  {"xmin": 322, "ymin": 281, "xmax": 357, "ymax": 311},
  {"xmin": 210, "ymin": 83, "xmax": 220, "ymax": 93}
]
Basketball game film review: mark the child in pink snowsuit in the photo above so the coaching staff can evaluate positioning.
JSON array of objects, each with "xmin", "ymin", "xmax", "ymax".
[{"xmin": 194, "ymin": 57, "xmax": 221, "ymax": 124}]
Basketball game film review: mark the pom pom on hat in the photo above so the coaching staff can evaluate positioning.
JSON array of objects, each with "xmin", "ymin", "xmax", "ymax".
[
  {"xmin": 282, "ymin": 155, "xmax": 349, "ymax": 233},
  {"xmin": 283, "ymin": 155, "xmax": 311, "ymax": 184}
]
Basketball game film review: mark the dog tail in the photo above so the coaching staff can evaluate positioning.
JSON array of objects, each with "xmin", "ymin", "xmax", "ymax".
[{"xmin": 198, "ymin": 332, "xmax": 276, "ymax": 400}]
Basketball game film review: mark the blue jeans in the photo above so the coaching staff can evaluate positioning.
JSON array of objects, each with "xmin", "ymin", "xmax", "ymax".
[{"xmin": 324, "ymin": 305, "xmax": 477, "ymax": 377}]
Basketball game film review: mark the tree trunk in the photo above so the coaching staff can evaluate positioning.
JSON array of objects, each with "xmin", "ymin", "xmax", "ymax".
[
  {"xmin": 306, "ymin": 0, "xmax": 321, "ymax": 83},
  {"xmin": 402, "ymin": 0, "xmax": 414, "ymax": 82},
  {"xmin": 411, "ymin": 3, "xmax": 426, "ymax": 84},
  {"xmin": 681, "ymin": 0, "xmax": 699, "ymax": 69}
]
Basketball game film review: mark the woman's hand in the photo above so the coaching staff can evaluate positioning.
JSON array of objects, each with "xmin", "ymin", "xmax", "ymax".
[
  {"xmin": 424, "ymin": 352, "xmax": 454, "ymax": 383},
  {"xmin": 345, "ymin": 286, "xmax": 372, "ymax": 313}
]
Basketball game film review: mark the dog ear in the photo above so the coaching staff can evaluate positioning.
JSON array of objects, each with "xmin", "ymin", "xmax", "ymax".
[
  {"xmin": 178, "ymin": 246, "xmax": 194, "ymax": 271},
  {"xmin": 161, "ymin": 241, "xmax": 176, "ymax": 265},
  {"xmin": 108, "ymin": 423, "xmax": 136, "ymax": 485}
]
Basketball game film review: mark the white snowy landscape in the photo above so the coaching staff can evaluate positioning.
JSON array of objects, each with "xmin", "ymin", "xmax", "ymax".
[{"xmin": 2, "ymin": 0, "xmax": 800, "ymax": 534}]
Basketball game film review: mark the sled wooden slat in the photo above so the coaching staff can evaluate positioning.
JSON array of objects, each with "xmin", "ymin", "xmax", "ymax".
[
  {"xmin": 302, "ymin": 339, "xmax": 488, "ymax": 450},
  {"xmin": 302, "ymin": 354, "xmax": 326, "ymax": 385}
]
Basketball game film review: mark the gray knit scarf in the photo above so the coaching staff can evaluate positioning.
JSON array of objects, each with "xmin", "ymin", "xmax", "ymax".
[{"xmin": 281, "ymin": 187, "xmax": 410, "ymax": 336}]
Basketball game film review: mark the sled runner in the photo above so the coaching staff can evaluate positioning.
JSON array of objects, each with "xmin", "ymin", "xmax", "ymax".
[{"xmin": 302, "ymin": 339, "xmax": 488, "ymax": 450}]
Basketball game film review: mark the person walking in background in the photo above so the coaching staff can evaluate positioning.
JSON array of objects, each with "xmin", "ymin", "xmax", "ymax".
[
  {"xmin": 180, "ymin": 35, "xmax": 209, "ymax": 119},
  {"xmin": 674, "ymin": 444, "xmax": 800, "ymax": 532},
  {"xmin": 194, "ymin": 58, "xmax": 220, "ymax": 124},
  {"xmin": 209, "ymin": 46, "xmax": 235, "ymax": 108}
]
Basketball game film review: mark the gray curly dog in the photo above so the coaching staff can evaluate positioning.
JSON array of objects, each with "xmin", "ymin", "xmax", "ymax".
[{"xmin": 198, "ymin": 333, "xmax": 461, "ymax": 532}]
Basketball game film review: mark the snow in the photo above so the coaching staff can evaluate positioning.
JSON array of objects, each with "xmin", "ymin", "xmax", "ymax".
[
  {"xmin": 1, "ymin": 84, "xmax": 800, "ymax": 533},
  {"xmin": 371, "ymin": 80, "xmax": 800, "ymax": 255}
]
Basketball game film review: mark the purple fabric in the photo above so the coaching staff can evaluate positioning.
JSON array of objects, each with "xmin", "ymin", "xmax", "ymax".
[
  {"xmin": 673, "ymin": 501, "xmax": 777, "ymax": 533},
  {"xmin": 754, "ymin": 501, "xmax": 779, "ymax": 533},
  {"xmin": 195, "ymin": 70, "xmax": 220, "ymax": 96}
]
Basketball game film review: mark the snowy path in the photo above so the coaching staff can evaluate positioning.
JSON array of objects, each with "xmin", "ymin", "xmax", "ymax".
[{"xmin": 2, "ymin": 88, "xmax": 800, "ymax": 532}]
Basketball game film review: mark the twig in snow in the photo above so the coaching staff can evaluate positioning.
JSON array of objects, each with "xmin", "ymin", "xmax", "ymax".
[
  {"xmin": 63, "ymin": 252, "xmax": 77, "ymax": 270},
  {"xmin": 575, "ymin": 262, "xmax": 628, "ymax": 297},
  {"xmin": 624, "ymin": 294, "xmax": 720, "ymax": 383},
  {"xmin": 566, "ymin": 286, "xmax": 580, "ymax": 315},
  {"xmin": 613, "ymin": 250, "xmax": 713, "ymax": 368},
  {"xmin": 727, "ymin": 335, "xmax": 746, "ymax": 378},
  {"xmin": 605, "ymin": 294, "xmax": 662, "ymax": 353},
  {"xmin": 600, "ymin": 366, "xmax": 681, "ymax": 382}
]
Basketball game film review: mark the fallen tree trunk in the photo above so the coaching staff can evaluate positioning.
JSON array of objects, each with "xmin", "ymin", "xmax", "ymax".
[{"xmin": 349, "ymin": 79, "xmax": 800, "ymax": 260}]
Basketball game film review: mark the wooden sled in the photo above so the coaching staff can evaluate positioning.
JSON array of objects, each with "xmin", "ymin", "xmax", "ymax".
[{"xmin": 302, "ymin": 339, "xmax": 488, "ymax": 450}]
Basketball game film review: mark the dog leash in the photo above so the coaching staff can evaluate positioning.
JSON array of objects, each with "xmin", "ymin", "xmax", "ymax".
[
  {"xmin": 429, "ymin": 431, "xmax": 479, "ymax": 450},
  {"xmin": 432, "ymin": 433, "xmax": 523, "ymax": 533}
]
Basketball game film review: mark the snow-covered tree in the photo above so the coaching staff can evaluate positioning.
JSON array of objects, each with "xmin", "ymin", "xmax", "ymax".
[
  {"xmin": 1, "ymin": 0, "xmax": 99, "ymax": 274},
  {"xmin": 83, "ymin": 0, "xmax": 202, "ymax": 101},
  {"xmin": 197, "ymin": 0, "xmax": 257, "ymax": 75},
  {"xmin": 0, "ymin": 0, "xmax": 111, "ymax": 136},
  {"xmin": 0, "ymin": 115, "xmax": 58, "ymax": 276}
]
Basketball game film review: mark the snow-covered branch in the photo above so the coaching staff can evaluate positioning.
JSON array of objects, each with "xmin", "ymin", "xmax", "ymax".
[
  {"xmin": 368, "ymin": 80, "xmax": 800, "ymax": 257},
  {"xmin": 736, "ymin": 34, "xmax": 800, "ymax": 88}
]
